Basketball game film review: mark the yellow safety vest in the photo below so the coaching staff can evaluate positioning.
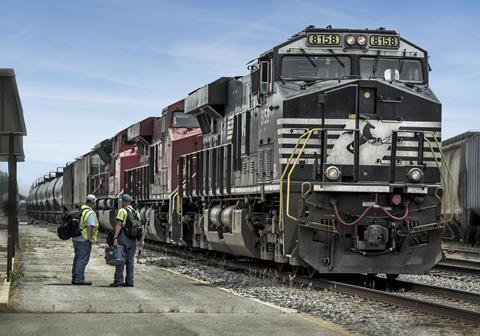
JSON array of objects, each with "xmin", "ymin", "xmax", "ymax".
[{"xmin": 79, "ymin": 204, "xmax": 99, "ymax": 241}]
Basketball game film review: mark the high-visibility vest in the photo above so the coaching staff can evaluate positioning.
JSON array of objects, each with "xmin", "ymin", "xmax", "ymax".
[{"xmin": 80, "ymin": 204, "xmax": 99, "ymax": 241}]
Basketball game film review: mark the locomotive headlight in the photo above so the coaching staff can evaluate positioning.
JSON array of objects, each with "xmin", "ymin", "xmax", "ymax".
[
  {"xmin": 407, "ymin": 167, "xmax": 423, "ymax": 182},
  {"xmin": 325, "ymin": 166, "xmax": 341, "ymax": 180},
  {"xmin": 345, "ymin": 35, "xmax": 356, "ymax": 46},
  {"xmin": 357, "ymin": 35, "xmax": 367, "ymax": 46}
]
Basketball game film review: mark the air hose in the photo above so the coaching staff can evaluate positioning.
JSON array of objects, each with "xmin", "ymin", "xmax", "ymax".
[{"xmin": 331, "ymin": 199, "xmax": 409, "ymax": 225}]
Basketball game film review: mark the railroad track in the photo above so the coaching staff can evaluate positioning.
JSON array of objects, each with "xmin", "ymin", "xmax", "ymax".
[
  {"xmin": 142, "ymin": 242, "xmax": 480, "ymax": 325},
  {"xmin": 443, "ymin": 246, "xmax": 480, "ymax": 259},
  {"xmin": 436, "ymin": 258, "xmax": 480, "ymax": 275},
  {"xmin": 296, "ymin": 276, "xmax": 480, "ymax": 324}
]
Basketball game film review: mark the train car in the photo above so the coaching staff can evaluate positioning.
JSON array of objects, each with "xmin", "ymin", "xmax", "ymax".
[
  {"xmin": 26, "ymin": 181, "xmax": 38, "ymax": 217},
  {"xmin": 90, "ymin": 138, "xmax": 115, "ymax": 230},
  {"xmin": 124, "ymin": 117, "xmax": 156, "ymax": 202},
  {"xmin": 45, "ymin": 170, "xmax": 63, "ymax": 223},
  {"xmin": 442, "ymin": 131, "xmax": 480, "ymax": 245},
  {"xmin": 124, "ymin": 101, "xmax": 202, "ymax": 242},
  {"xmin": 177, "ymin": 26, "xmax": 443, "ymax": 275},
  {"xmin": 28, "ymin": 170, "xmax": 63, "ymax": 222},
  {"xmin": 95, "ymin": 118, "xmax": 155, "ymax": 230},
  {"xmin": 29, "ymin": 151, "xmax": 96, "ymax": 222}
]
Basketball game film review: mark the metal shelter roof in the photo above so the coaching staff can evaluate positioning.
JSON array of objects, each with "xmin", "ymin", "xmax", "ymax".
[{"xmin": 0, "ymin": 69, "xmax": 27, "ymax": 161}]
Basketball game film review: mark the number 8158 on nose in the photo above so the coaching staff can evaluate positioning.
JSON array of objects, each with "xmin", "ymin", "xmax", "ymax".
[{"xmin": 306, "ymin": 34, "xmax": 342, "ymax": 47}]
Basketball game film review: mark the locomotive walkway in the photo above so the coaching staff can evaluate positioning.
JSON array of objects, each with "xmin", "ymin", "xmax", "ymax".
[{"xmin": 0, "ymin": 223, "xmax": 353, "ymax": 336}]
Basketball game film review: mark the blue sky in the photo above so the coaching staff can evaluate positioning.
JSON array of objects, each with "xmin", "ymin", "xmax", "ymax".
[{"xmin": 0, "ymin": 0, "xmax": 479, "ymax": 194}]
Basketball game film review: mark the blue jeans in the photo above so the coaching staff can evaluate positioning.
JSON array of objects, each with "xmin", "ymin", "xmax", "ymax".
[
  {"xmin": 114, "ymin": 231, "xmax": 136, "ymax": 285},
  {"xmin": 72, "ymin": 240, "xmax": 92, "ymax": 283}
]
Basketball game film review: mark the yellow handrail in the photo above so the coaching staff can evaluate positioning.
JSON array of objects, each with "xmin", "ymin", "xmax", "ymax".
[
  {"xmin": 423, "ymin": 131, "xmax": 456, "ymax": 225},
  {"xmin": 279, "ymin": 128, "xmax": 323, "ymax": 229}
]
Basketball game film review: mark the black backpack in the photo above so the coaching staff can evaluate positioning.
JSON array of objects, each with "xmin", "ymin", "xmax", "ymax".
[
  {"xmin": 123, "ymin": 208, "xmax": 143, "ymax": 240},
  {"xmin": 57, "ymin": 208, "xmax": 89, "ymax": 240}
]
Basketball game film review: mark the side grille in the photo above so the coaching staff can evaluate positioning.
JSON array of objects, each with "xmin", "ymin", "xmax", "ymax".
[{"xmin": 257, "ymin": 145, "xmax": 273, "ymax": 183}]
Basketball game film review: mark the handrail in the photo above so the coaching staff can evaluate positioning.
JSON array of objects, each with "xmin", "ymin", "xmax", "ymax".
[
  {"xmin": 423, "ymin": 131, "xmax": 455, "ymax": 225},
  {"xmin": 279, "ymin": 127, "xmax": 358, "ymax": 230},
  {"xmin": 279, "ymin": 128, "xmax": 320, "ymax": 229}
]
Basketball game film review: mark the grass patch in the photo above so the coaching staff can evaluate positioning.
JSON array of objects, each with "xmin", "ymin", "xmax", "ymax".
[{"xmin": 9, "ymin": 270, "xmax": 22, "ymax": 284}]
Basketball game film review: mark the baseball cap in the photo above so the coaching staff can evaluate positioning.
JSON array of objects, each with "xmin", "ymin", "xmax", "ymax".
[
  {"xmin": 86, "ymin": 194, "xmax": 97, "ymax": 203},
  {"xmin": 122, "ymin": 194, "xmax": 133, "ymax": 202}
]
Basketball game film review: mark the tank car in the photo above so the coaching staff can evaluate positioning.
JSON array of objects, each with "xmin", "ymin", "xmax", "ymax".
[{"xmin": 28, "ymin": 170, "xmax": 63, "ymax": 222}]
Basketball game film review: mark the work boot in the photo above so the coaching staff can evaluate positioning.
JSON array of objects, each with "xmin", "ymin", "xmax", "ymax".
[
  {"xmin": 110, "ymin": 282, "xmax": 124, "ymax": 287},
  {"xmin": 72, "ymin": 281, "xmax": 92, "ymax": 286}
]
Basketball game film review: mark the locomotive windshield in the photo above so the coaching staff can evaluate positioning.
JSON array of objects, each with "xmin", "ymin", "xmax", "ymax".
[
  {"xmin": 360, "ymin": 57, "xmax": 423, "ymax": 83},
  {"xmin": 172, "ymin": 111, "xmax": 199, "ymax": 128},
  {"xmin": 281, "ymin": 55, "xmax": 351, "ymax": 80}
]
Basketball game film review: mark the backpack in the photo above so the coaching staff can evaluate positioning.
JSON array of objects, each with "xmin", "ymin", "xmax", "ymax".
[
  {"xmin": 123, "ymin": 208, "xmax": 143, "ymax": 240},
  {"xmin": 57, "ymin": 208, "xmax": 89, "ymax": 240}
]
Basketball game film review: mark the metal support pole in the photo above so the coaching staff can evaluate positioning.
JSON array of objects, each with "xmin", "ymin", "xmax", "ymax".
[{"xmin": 7, "ymin": 133, "xmax": 17, "ymax": 281}]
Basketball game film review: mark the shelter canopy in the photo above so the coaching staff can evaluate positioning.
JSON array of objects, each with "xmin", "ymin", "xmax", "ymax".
[{"xmin": 0, "ymin": 69, "xmax": 26, "ymax": 162}]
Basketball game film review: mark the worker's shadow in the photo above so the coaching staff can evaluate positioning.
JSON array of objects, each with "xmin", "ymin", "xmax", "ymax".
[{"xmin": 45, "ymin": 283, "xmax": 114, "ymax": 287}]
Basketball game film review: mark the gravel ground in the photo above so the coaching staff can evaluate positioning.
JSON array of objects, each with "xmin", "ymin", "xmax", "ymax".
[{"xmin": 140, "ymin": 250, "xmax": 479, "ymax": 336}]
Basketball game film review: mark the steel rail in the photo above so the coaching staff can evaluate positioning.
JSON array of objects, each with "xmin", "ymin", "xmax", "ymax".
[
  {"xmin": 295, "ymin": 276, "xmax": 480, "ymax": 324},
  {"xmin": 373, "ymin": 277, "xmax": 480, "ymax": 305},
  {"xmin": 442, "ymin": 247, "xmax": 480, "ymax": 258},
  {"xmin": 436, "ymin": 258, "xmax": 480, "ymax": 275}
]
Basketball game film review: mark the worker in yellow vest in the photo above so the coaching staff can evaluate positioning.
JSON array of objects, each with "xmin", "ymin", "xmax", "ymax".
[
  {"xmin": 71, "ymin": 194, "xmax": 99, "ymax": 285},
  {"xmin": 111, "ymin": 194, "xmax": 143, "ymax": 287}
]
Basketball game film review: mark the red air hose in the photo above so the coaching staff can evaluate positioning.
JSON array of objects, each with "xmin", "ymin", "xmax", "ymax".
[
  {"xmin": 331, "ymin": 200, "xmax": 373, "ymax": 226},
  {"xmin": 379, "ymin": 205, "xmax": 409, "ymax": 221},
  {"xmin": 331, "ymin": 200, "xmax": 409, "ymax": 226}
]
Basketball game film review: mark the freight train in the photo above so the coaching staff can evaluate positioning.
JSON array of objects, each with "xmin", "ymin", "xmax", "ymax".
[{"xmin": 28, "ymin": 26, "xmax": 446, "ymax": 276}]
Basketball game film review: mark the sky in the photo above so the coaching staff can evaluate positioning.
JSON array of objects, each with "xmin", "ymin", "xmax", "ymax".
[{"xmin": 0, "ymin": 0, "xmax": 479, "ymax": 195}]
